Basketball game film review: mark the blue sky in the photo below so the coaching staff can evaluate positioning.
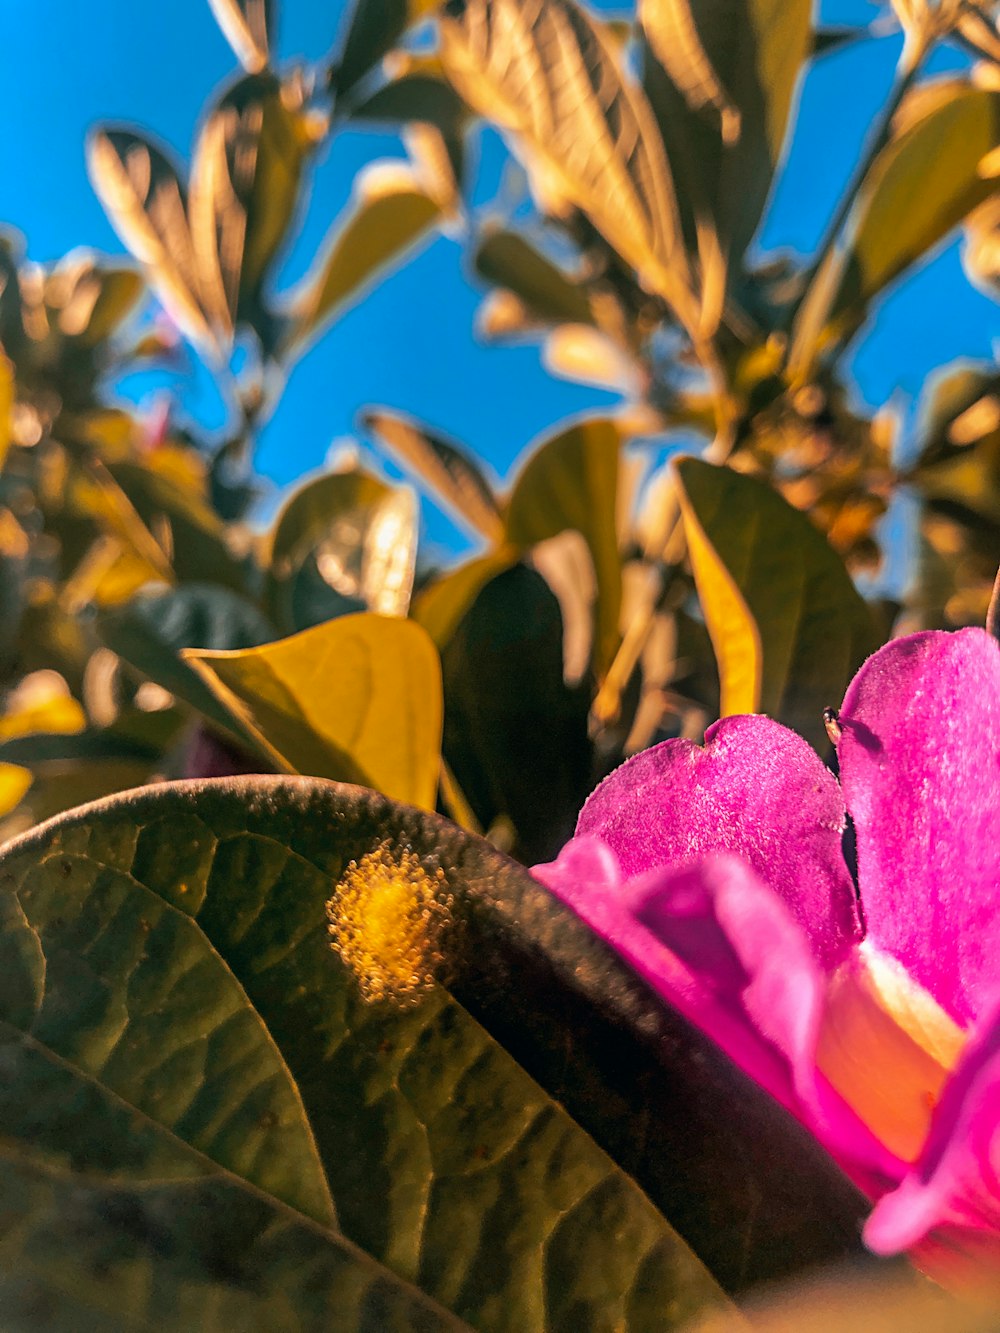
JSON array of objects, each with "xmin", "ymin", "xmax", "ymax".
[{"xmin": 1, "ymin": 0, "xmax": 997, "ymax": 552}]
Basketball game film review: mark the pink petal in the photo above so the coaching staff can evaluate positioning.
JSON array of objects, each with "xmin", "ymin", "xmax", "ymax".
[
  {"xmin": 576, "ymin": 715, "xmax": 861, "ymax": 970},
  {"xmin": 838, "ymin": 629, "xmax": 1000, "ymax": 1026},
  {"xmin": 864, "ymin": 994, "xmax": 1000, "ymax": 1266},
  {"xmin": 535, "ymin": 842, "xmax": 898, "ymax": 1186},
  {"xmin": 534, "ymin": 840, "xmax": 799, "ymax": 1112}
]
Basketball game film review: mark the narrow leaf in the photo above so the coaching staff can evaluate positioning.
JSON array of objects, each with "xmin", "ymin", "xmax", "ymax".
[
  {"xmin": 189, "ymin": 72, "xmax": 312, "ymax": 344},
  {"xmin": 285, "ymin": 167, "xmax": 441, "ymax": 353},
  {"xmin": 335, "ymin": 0, "xmax": 441, "ymax": 101},
  {"xmin": 207, "ymin": 0, "xmax": 275, "ymax": 72},
  {"xmin": 362, "ymin": 408, "xmax": 504, "ymax": 543},
  {"xmin": 87, "ymin": 127, "xmax": 215, "ymax": 351},
  {"xmin": 792, "ymin": 83, "xmax": 1000, "ymax": 372},
  {"xmin": 183, "ymin": 612, "xmax": 443, "ymax": 808},
  {"xmin": 640, "ymin": 0, "xmax": 812, "ymax": 266},
  {"xmin": 675, "ymin": 457, "xmax": 876, "ymax": 750}
]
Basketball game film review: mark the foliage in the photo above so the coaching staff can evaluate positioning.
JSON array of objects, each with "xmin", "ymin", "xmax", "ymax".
[{"xmin": 3, "ymin": 0, "xmax": 1000, "ymax": 1323}]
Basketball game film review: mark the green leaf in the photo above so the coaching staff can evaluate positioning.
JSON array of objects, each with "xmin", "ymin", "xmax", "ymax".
[
  {"xmin": 86, "ymin": 127, "xmax": 216, "ymax": 352},
  {"xmin": 189, "ymin": 72, "xmax": 313, "ymax": 348},
  {"xmin": 792, "ymin": 83, "xmax": 1000, "ymax": 372},
  {"xmin": 284, "ymin": 168, "xmax": 441, "ymax": 354},
  {"xmin": 675, "ymin": 457, "xmax": 876, "ymax": 750},
  {"xmin": 334, "ymin": 0, "xmax": 442, "ymax": 101},
  {"xmin": 183, "ymin": 612, "xmax": 443, "ymax": 808},
  {"xmin": 440, "ymin": 0, "xmax": 694, "ymax": 320},
  {"xmin": 473, "ymin": 229, "xmax": 593, "ymax": 327},
  {"xmin": 98, "ymin": 584, "xmax": 276, "ymax": 736},
  {"xmin": 349, "ymin": 69, "xmax": 467, "ymax": 136},
  {"xmin": 412, "ymin": 551, "xmax": 517, "ymax": 649},
  {"xmin": 438, "ymin": 563, "xmax": 593, "ymax": 864},
  {"xmin": 207, "ymin": 0, "xmax": 275, "ymax": 72},
  {"xmin": 639, "ymin": 0, "xmax": 812, "ymax": 266},
  {"xmin": 0, "ymin": 776, "xmax": 865, "ymax": 1320},
  {"xmin": 505, "ymin": 417, "xmax": 622, "ymax": 678},
  {"xmin": 362, "ymin": 409, "xmax": 504, "ymax": 543}
]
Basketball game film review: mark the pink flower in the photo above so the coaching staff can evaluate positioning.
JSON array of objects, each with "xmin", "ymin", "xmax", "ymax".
[{"xmin": 534, "ymin": 629, "xmax": 1000, "ymax": 1280}]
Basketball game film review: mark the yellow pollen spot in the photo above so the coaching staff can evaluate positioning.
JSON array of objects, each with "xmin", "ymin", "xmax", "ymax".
[
  {"xmin": 816, "ymin": 941, "xmax": 968, "ymax": 1163},
  {"xmin": 325, "ymin": 841, "xmax": 452, "ymax": 1005}
]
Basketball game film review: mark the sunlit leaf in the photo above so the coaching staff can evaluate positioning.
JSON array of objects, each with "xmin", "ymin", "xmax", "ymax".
[
  {"xmin": 334, "ymin": 0, "xmax": 442, "ymax": 101},
  {"xmin": 207, "ymin": 0, "xmax": 275, "ymax": 72},
  {"xmin": 791, "ymin": 83, "xmax": 1000, "ymax": 374},
  {"xmin": 440, "ymin": 0, "xmax": 694, "ymax": 319},
  {"xmin": 0, "ymin": 673, "xmax": 86, "ymax": 744},
  {"xmin": 87, "ymin": 127, "xmax": 216, "ymax": 351},
  {"xmin": 362, "ymin": 408, "xmax": 504, "ymax": 543},
  {"xmin": 70, "ymin": 262, "xmax": 145, "ymax": 347},
  {"xmin": 0, "ymin": 762, "xmax": 31, "ymax": 818},
  {"xmin": 505, "ymin": 417, "xmax": 621, "ymax": 677},
  {"xmin": 676, "ymin": 457, "xmax": 876, "ymax": 750},
  {"xmin": 184, "ymin": 612, "xmax": 443, "ymax": 808},
  {"xmin": 189, "ymin": 72, "xmax": 313, "ymax": 346},
  {"xmin": 265, "ymin": 468, "xmax": 420, "ymax": 631},
  {"xmin": 0, "ymin": 777, "xmax": 753, "ymax": 1324},
  {"xmin": 284, "ymin": 165, "xmax": 441, "ymax": 353},
  {"xmin": 640, "ymin": 0, "xmax": 812, "ymax": 267}
]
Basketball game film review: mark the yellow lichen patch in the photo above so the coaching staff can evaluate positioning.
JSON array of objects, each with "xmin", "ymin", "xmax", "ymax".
[{"xmin": 326, "ymin": 841, "xmax": 452, "ymax": 1004}]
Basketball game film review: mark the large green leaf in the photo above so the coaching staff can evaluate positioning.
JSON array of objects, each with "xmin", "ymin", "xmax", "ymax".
[
  {"xmin": 284, "ymin": 169, "xmax": 442, "ymax": 354},
  {"xmin": 675, "ymin": 458, "xmax": 876, "ymax": 750},
  {"xmin": 189, "ymin": 72, "xmax": 313, "ymax": 348},
  {"xmin": 791, "ymin": 83, "xmax": 1000, "ymax": 373},
  {"xmin": 98, "ymin": 583, "xmax": 276, "ymax": 737},
  {"xmin": 505, "ymin": 418, "xmax": 622, "ymax": 678},
  {"xmin": 640, "ymin": 0, "xmax": 812, "ymax": 266},
  {"xmin": 439, "ymin": 0, "xmax": 694, "ymax": 321},
  {"xmin": 184, "ymin": 612, "xmax": 443, "ymax": 808},
  {"xmin": 0, "ymin": 776, "xmax": 867, "ymax": 1324}
]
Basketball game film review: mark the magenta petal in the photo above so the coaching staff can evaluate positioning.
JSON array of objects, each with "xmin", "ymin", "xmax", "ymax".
[
  {"xmin": 864, "ymin": 994, "xmax": 1000, "ymax": 1259},
  {"xmin": 838, "ymin": 628, "xmax": 1000, "ymax": 1025},
  {"xmin": 533, "ymin": 840, "xmax": 801, "ymax": 1115},
  {"xmin": 576, "ymin": 715, "xmax": 861, "ymax": 969},
  {"xmin": 534, "ymin": 842, "xmax": 899, "ymax": 1185}
]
